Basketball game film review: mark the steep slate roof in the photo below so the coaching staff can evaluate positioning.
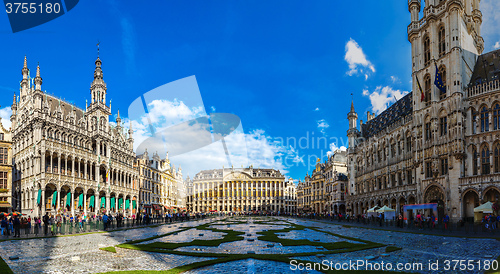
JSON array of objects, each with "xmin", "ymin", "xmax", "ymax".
[
  {"xmin": 468, "ymin": 48, "xmax": 500, "ymax": 87},
  {"xmin": 361, "ymin": 92, "xmax": 413, "ymax": 139}
]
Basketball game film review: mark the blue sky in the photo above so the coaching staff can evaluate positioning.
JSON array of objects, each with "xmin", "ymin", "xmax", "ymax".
[{"xmin": 0, "ymin": 0, "xmax": 499, "ymax": 181}]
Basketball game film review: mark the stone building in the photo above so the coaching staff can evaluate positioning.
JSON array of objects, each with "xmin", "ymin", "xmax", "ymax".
[
  {"xmin": 297, "ymin": 150, "xmax": 347, "ymax": 214},
  {"xmin": 187, "ymin": 167, "xmax": 294, "ymax": 213},
  {"xmin": 0, "ymin": 118, "xmax": 13, "ymax": 213},
  {"xmin": 135, "ymin": 150, "xmax": 184, "ymax": 215},
  {"xmin": 11, "ymin": 56, "xmax": 139, "ymax": 217},
  {"xmin": 346, "ymin": 0, "xmax": 500, "ymax": 221}
]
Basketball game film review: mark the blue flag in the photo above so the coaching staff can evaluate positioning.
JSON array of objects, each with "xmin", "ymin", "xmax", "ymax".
[{"xmin": 434, "ymin": 64, "xmax": 446, "ymax": 93}]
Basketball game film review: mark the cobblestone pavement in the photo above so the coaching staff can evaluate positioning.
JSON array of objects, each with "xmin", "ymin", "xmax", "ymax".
[
  {"xmin": 0, "ymin": 217, "xmax": 498, "ymax": 273},
  {"xmin": 288, "ymin": 218, "xmax": 500, "ymax": 274}
]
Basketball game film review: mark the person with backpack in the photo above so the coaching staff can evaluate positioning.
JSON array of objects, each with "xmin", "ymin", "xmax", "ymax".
[
  {"xmin": 13, "ymin": 215, "xmax": 21, "ymax": 237},
  {"xmin": 43, "ymin": 212, "xmax": 49, "ymax": 235},
  {"xmin": 102, "ymin": 213, "xmax": 108, "ymax": 230}
]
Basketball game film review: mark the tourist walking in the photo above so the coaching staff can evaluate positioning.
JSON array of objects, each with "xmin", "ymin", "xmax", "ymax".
[
  {"xmin": 43, "ymin": 212, "xmax": 49, "ymax": 235},
  {"xmin": 13, "ymin": 215, "xmax": 21, "ymax": 237}
]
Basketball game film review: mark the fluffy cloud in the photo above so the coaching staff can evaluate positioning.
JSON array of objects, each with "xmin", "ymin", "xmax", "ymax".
[
  {"xmin": 327, "ymin": 142, "xmax": 347, "ymax": 157},
  {"xmin": 345, "ymin": 38, "xmax": 375, "ymax": 79},
  {"xmin": 316, "ymin": 119, "xmax": 330, "ymax": 135},
  {"xmin": 390, "ymin": 76, "xmax": 400, "ymax": 83},
  {"xmin": 314, "ymin": 107, "xmax": 320, "ymax": 111},
  {"xmin": 363, "ymin": 86, "xmax": 409, "ymax": 115},
  {"xmin": 480, "ymin": 0, "xmax": 500, "ymax": 50},
  {"xmin": 120, "ymin": 98, "xmax": 302, "ymax": 178},
  {"xmin": 0, "ymin": 107, "xmax": 12, "ymax": 129}
]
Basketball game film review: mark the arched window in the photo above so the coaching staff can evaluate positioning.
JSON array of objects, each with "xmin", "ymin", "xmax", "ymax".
[
  {"xmin": 439, "ymin": 111, "xmax": 447, "ymax": 136},
  {"xmin": 481, "ymin": 145, "xmax": 490, "ymax": 175},
  {"xmin": 439, "ymin": 66, "xmax": 447, "ymax": 100},
  {"xmin": 495, "ymin": 144, "xmax": 500, "ymax": 173},
  {"xmin": 424, "ymin": 74, "xmax": 431, "ymax": 103},
  {"xmin": 424, "ymin": 35, "xmax": 431, "ymax": 66},
  {"xmin": 472, "ymin": 146, "xmax": 478, "ymax": 175},
  {"xmin": 472, "ymin": 108, "xmax": 477, "ymax": 134},
  {"xmin": 480, "ymin": 106, "xmax": 489, "ymax": 132},
  {"xmin": 493, "ymin": 103, "xmax": 500, "ymax": 130},
  {"xmin": 438, "ymin": 25, "xmax": 446, "ymax": 56}
]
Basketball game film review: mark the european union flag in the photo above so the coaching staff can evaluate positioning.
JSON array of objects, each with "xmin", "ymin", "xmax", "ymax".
[{"xmin": 434, "ymin": 64, "xmax": 446, "ymax": 93}]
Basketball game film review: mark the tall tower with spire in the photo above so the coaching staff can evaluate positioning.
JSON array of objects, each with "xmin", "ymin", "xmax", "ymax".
[
  {"xmin": 86, "ymin": 54, "xmax": 111, "ymax": 133},
  {"xmin": 346, "ymin": 100, "xmax": 359, "ymax": 196}
]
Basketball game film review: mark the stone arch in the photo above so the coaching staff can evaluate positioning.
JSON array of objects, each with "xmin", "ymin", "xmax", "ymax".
[
  {"xmin": 482, "ymin": 186, "xmax": 500, "ymax": 203},
  {"xmin": 462, "ymin": 189, "xmax": 479, "ymax": 222}
]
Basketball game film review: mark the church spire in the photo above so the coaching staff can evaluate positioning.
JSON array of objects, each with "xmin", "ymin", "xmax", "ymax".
[
  {"xmin": 116, "ymin": 109, "xmax": 121, "ymax": 124},
  {"xmin": 128, "ymin": 120, "xmax": 133, "ymax": 138},
  {"xmin": 34, "ymin": 63, "xmax": 42, "ymax": 91},
  {"xmin": 90, "ymin": 52, "xmax": 107, "ymax": 105},
  {"xmin": 350, "ymin": 100, "xmax": 355, "ymax": 113}
]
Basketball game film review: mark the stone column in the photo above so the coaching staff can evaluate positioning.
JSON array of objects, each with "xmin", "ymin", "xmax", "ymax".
[
  {"xmin": 57, "ymin": 154, "xmax": 61, "ymax": 174},
  {"xmin": 71, "ymin": 191, "xmax": 74, "ymax": 216},
  {"xmin": 106, "ymin": 194, "xmax": 110, "ymax": 214},
  {"xmin": 41, "ymin": 188, "xmax": 45, "ymax": 217},
  {"xmin": 83, "ymin": 190, "xmax": 87, "ymax": 216},
  {"xmin": 56, "ymin": 187, "xmax": 61, "ymax": 212}
]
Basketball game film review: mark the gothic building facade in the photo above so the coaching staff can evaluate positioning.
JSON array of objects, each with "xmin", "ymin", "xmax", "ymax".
[
  {"xmin": 347, "ymin": 0, "xmax": 500, "ymax": 221},
  {"xmin": 11, "ymin": 56, "xmax": 139, "ymax": 217},
  {"xmin": 0, "ymin": 118, "xmax": 12, "ymax": 213}
]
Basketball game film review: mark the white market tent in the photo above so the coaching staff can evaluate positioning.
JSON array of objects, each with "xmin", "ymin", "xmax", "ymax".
[
  {"xmin": 474, "ymin": 202, "xmax": 493, "ymax": 213},
  {"xmin": 376, "ymin": 206, "xmax": 396, "ymax": 220},
  {"xmin": 474, "ymin": 202, "xmax": 493, "ymax": 222},
  {"xmin": 366, "ymin": 206, "xmax": 380, "ymax": 218},
  {"xmin": 376, "ymin": 206, "xmax": 395, "ymax": 212}
]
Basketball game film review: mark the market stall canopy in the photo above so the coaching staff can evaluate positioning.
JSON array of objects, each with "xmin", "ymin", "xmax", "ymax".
[
  {"xmin": 376, "ymin": 206, "xmax": 395, "ymax": 213},
  {"xmin": 474, "ymin": 202, "xmax": 493, "ymax": 213},
  {"xmin": 367, "ymin": 206, "xmax": 380, "ymax": 212}
]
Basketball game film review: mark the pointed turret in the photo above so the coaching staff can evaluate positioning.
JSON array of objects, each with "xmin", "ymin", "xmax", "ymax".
[
  {"xmin": 128, "ymin": 121, "xmax": 133, "ymax": 138},
  {"xmin": 34, "ymin": 63, "xmax": 42, "ymax": 91},
  {"xmin": 90, "ymin": 56, "xmax": 107, "ymax": 105},
  {"xmin": 10, "ymin": 94, "xmax": 17, "ymax": 130},
  {"xmin": 20, "ymin": 56, "xmax": 29, "ymax": 101},
  {"xmin": 11, "ymin": 94, "xmax": 17, "ymax": 111},
  {"xmin": 115, "ymin": 109, "xmax": 123, "ymax": 134}
]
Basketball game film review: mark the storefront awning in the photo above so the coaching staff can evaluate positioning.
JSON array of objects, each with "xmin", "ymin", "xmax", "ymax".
[
  {"xmin": 0, "ymin": 203, "xmax": 11, "ymax": 208},
  {"xmin": 153, "ymin": 204, "xmax": 161, "ymax": 210}
]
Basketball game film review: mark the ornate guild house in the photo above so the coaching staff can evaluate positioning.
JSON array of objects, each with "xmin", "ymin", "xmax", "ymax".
[
  {"xmin": 187, "ymin": 167, "xmax": 295, "ymax": 213},
  {"xmin": 347, "ymin": 0, "xmax": 500, "ymax": 221},
  {"xmin": 11, "ymin": 56, "xmax": 139, "ymax": 217}
]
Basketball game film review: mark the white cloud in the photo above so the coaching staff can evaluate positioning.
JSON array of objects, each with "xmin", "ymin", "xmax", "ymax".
[
  {"xmin": 121, "ymin": 98, "xmax": 302, "ymax": 178},
  {"xmin": 314, "ymin": 107, "xmax": 320, "ymax": 111},
  {"xmin": 0, "ymin": 107, "xmax": 12, "ymax": 129},
  {"xmin": 316, "ymin": 119, "xmax": 330, "ymax": 135},
  {"xmin": 210, "ymin": 106, "xmax": 216, "ymax": 112},
  {"xmin": 390, "ymin": 76, "xmax": 400, "ymax": 83},
  {"xmin": 327, "ymin": 142, "xmax": 347, "ymax": 157},
  {"xmin": 345, "ymin": 38, "xmax": 375, "ymax": 79},
  {"xmin": 362, "ymin": 86, "xmax": 409, "ymax": 115},
  {"xmin": 480, "ymin": 0, "xmax": 500, "ymax": 50}
]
